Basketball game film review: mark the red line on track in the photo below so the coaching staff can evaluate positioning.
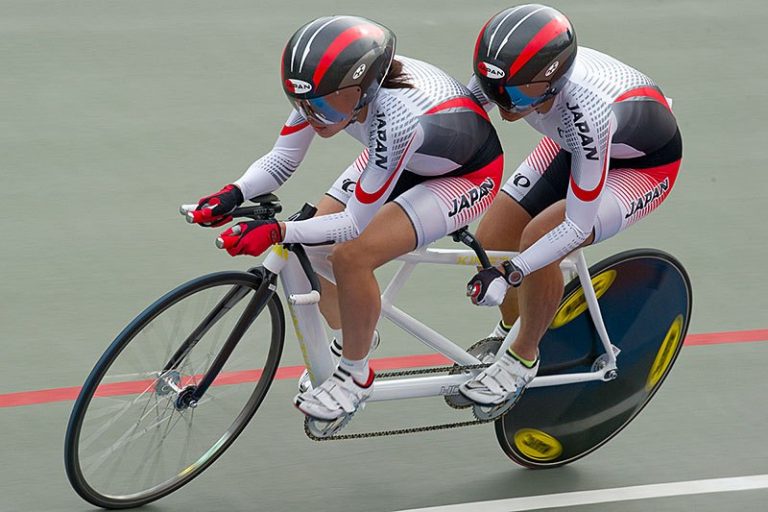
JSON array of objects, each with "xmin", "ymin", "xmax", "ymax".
[
  {"xmin": 683, "ymin": 329, "xmax": 768, "ymax": 345},
  {"xmin": 2, "ymin": 329, "xmax": 766, "ymax": 409}
]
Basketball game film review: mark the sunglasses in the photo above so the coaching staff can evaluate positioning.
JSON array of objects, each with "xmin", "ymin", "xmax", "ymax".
[
  {"xmin": 488, "ymin": 82, "xmax": 552, "ymax": 113},
  {"xmin": 288, "ymin": 87, "xmax": 362, "ymax": 126}
]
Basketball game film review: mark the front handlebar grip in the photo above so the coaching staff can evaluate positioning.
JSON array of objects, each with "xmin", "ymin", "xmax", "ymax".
[{"xmin": 180, "ymin": 204, "xmax": 198, "ymax": 223}]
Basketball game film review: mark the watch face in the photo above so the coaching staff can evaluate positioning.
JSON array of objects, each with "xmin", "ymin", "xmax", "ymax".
[{"xmin": 503, "ymin": 261, "xmax": 523, "ymax": 286}]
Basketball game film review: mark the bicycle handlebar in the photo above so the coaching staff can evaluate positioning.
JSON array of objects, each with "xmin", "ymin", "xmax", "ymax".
[
  {"xmin": 451, "ymin": 228, "xmax": 493, "ymax": 270},
  {"xmin": 282, "ymin": 204, "xmax": 322, "ymax": 304},
  {"xmin": 180, "ymin": 202, "xmax": 283, "ymax": 224},
  {"xmin": 180, "ymin": 197, "xmax": 322, "ymax": 304},
  {"xmin": 180, "ymin": 197, "xmax": 492, "ymax": 305},
  {"xmin": 289, "ymin": 290, "xmax": 321, "ymax": 305}
]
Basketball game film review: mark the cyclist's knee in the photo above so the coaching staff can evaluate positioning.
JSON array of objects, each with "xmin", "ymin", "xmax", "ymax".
[
  {"xmin": 314, "ymin": 195, "xmax": 346, "ymax": 217},
  {"xmin": 330, "ymin": 240, "xmax": 371, "ymax": 274},
  {"xmin": 475, "ymin": 194, "xmax": 528, "ymax": 251},
  {"xmin": 476, "ymin": 218, "xmax": 522, "ymax": 251}
]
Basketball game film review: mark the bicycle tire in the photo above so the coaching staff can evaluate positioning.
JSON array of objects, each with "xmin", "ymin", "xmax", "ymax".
[
  {"xmin": 64, "ymin": 269, "xmax": 284, "ymax": 508},
  {"xmin": 494, "ymin": 248, "xmax": 692, "ymax": 469}
]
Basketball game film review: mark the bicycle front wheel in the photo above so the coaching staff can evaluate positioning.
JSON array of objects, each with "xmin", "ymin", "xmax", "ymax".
[{"xmin": 64, "ymin": 269, "xmax": 284, "ymax": 509}]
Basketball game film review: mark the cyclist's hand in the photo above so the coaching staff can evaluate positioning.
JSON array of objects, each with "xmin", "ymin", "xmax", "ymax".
[
  {"xmin": 216, "ymin": 220, "xmax": 283, "ymax": 257},
  {"xmin": 466, "ymin": 267, "xmax": 509, "ymax": 306},
  {"xmin": 190, "ymin": 184, "xmax": 244, "ymax": 227}
]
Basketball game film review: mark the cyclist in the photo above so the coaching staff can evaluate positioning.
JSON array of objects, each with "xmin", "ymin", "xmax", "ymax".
[
  {"xmin": 189, "ymin": 16, "xmax": 503, "ymax": 426},
  {"xmin": 459, "ymin": 4, "xmax": 682, "ymax": 416}
]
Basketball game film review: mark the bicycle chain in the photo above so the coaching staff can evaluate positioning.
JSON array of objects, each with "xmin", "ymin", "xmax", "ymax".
[{"xmin": 303, "ymin": 362, "xmax": 493, "ymax": 442}]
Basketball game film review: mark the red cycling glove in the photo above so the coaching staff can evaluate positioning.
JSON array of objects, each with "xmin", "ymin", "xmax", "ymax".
[
  {"xmin": 217, "ymin": 220, "xmax": 283, "ymax": 257},
  {"xmin": 190, "ymin": 184, "xmax": 244, "ymax": 227}
]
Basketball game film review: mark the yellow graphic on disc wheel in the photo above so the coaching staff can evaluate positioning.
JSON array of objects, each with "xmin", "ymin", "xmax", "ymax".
[
  {"xmin": 514, "ymin": 428, "xmax": 563, "ymax": 461},
  {"xmin": 646, "ymin": 314, "xmax": 683, "ymax": 391},
  {"xmin": 550, "ymin": 270, "xmax": 617, "ymax": 329}
]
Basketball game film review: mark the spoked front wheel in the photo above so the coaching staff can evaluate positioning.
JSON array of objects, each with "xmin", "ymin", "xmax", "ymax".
[
  {"xmin": 495, "ymin": 249, "xmax": 692, "ymax": 468},
  {"xmin": 64, "ymin": 269, "xmax": 284, "ymax": 508}
]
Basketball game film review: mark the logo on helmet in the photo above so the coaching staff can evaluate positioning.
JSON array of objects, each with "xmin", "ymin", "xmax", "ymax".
[
  {"xmin": 478, "ymin": 61, "xmax": 505, "ymax": 80},
  {"xmin": 285, "ymin": 79, "xmax": 313, "ymax": 94},
  {"xmin": 545, "ymin": 61, "xmax": 560, "ymax": 77},
  {"xmin": 352, "ymin": 63, "xmax": 367, "ymax": 80}
]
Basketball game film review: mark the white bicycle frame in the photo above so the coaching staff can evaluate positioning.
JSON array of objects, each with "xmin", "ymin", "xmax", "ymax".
[{"xmin": 262, "ymin": 244, "xmax": 618, "ymax": 403}]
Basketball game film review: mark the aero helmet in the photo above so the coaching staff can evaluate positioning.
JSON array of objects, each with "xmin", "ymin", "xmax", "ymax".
[
  {"xmin": 281, "ymin": 16, "xmax": 396, "ymax": 124},
  {"xmin": 474, "ymin": 5, "xmax": 576, "ymax": 113}
]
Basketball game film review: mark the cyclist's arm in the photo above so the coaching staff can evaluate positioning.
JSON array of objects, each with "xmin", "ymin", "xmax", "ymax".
[
  {"xmin": 511, "ymin": 106, "xmax": 614, "ymax": 276},
  {"xmin": 233, "ymin": 110, "xmax": 314, "ymax": 200},
  {"xmin": 466, "ymin": 74, "xmax": 496, "ymax": 113},
  {"xmin": 282, "ymin": 107, "xmax": 423, "ymax": 245}
]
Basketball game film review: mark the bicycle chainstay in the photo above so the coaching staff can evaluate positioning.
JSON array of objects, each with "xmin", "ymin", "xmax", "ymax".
[{"xmin": 303, "ymin": 362, "xmax": 493, "ymax": 442}]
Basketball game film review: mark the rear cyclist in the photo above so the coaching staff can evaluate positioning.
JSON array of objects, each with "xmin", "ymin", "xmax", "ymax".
[
  {"xmin": 459, "ymin": 4, "xmax": 682, "ymax": 416},
  {"xmin": 189, "ymin": 16, "xmax": 503, "ymax": 427}
]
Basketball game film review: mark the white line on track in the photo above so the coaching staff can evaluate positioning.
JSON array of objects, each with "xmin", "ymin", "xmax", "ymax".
[{"xmin": 393, "ymin": 474, "xmax": 768, "ymax": 512}]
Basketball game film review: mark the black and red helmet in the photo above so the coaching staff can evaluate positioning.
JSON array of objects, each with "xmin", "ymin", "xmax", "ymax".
[
  {"xmin": 474, "ymin": 5, "xmax": 577, "ymax": 113},
  {"xmin": 281, "ymin": 16, "xmax": 396, "ymax": 124}
]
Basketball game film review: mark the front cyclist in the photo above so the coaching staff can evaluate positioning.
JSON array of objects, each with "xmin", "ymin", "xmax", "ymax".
[
  {"xmin": 189, "ymin": 16, "xmax": 503, "ymax": 427},
  {"xmin": 459, "ymin": 5, "xmax": 682, "ymax": 417}
]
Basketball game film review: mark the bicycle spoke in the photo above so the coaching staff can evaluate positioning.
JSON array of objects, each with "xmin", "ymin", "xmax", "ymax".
[
  {"xmin": 81, "ymin": 379, "xmax": 164, "ymax": 451},
  {"xmin": 69, "ymin": 275, "xmax": 282, "ymax": 504}
]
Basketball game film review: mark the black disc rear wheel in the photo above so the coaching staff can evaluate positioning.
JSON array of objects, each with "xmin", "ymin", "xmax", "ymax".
[
  {"xmin": 64, "ymin": 270, "xmax": 284, "ymax": 508},
  {"xmin": 495, "ymin": 249, "xmax": 692, "ymax": 468}
]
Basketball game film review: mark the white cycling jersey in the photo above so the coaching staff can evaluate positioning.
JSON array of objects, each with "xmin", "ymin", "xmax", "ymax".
[
  {"xmin": 234, "ymin": 56, "xmax": 501, "ymax": 247},
  {"xmin": 469, "ymin": 47, "xmax": 680, "ymax": 276}
]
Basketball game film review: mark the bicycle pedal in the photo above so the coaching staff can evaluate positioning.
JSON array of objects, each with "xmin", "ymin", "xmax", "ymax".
[
  {"xmin": 305, "ymin": 413, "xmax": 355, "ymax": 439},
  {"xmin": 445, "ymin": 337, "xmax": 502, "ymax": 410},
  {"xmin": 445, "ymin": 392, "xmax": 473, "ymax": 409},
  {"xmin": 472, "ymin": 393, "xmax": 522, "ymax": 421}
]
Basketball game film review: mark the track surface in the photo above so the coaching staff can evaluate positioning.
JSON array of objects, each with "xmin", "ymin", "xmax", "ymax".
[{"xmin": 2, "ymin": 1, "xmax": 767, "ymax": 511}]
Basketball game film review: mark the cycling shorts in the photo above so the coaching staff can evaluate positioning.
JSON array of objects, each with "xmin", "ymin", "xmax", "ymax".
[
  {"xmin": 328, "ymin": 155, "xmax": 504, "ymax": 247},
  {"xmin": 502, "ymin": 131, "xmax": 682, "ymax": 242}
]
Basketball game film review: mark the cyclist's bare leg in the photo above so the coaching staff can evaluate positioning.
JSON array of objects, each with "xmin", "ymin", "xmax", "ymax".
[
  {"xmin": 510, "ymin": 200, "xmax": 594, "ymax": 361},
  {"xmin": 475, "ymin": 193, "xmax": 531, "ymax": 327},
  {"xmin": 331, "ymin": 203, "xmax": 417, "ymax": 360},
  {"xmin": 313, "ymin": 195, "xmax": 345, "ymax": 330}
]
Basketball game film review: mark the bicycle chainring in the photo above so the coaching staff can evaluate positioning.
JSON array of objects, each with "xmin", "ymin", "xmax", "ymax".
[
  {"xmin": 301, "ymin": 341, "xmax": 503, "ymax": 442},
  {"xmin": 444, "ymin": 337, "xmax": 503, "ymax": 409}
]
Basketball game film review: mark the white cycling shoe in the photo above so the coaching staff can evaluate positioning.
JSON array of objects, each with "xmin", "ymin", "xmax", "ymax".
[
  {"xmin": 298, "ymin": 330, "xmax": 380, "ymax": 393},
  {"xmin": 294, "ymin": 367, "xmax": 374, "ymax": 421},
  {"xmin": 459, "ymin": 351, "xmax": 539, "ymax": 420}
]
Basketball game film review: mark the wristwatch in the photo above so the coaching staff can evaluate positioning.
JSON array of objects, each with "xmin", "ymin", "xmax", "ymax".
[{"xmin": 501, "ymin": 260, "xmax": 524, "ymax": 287}]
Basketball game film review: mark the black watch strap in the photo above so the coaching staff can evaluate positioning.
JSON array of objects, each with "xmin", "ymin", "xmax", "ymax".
[{"xmin": 501, "ymin": 260, "xmax": 524, "ymax": 287}]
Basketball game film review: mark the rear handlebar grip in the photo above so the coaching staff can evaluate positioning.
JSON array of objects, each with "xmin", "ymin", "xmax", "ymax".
[{"xmin": 289, "ymin": 291, "xmax": 321, "ymax": 305}]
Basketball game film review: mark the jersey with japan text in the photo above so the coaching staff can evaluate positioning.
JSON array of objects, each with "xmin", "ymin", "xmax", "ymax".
[
  {"xmin": 469, "ymin": 46, "xmax": 679, "ymax": 276},
  {"xmin": 235, "ymin": 56, "xmax": 501, "ymax": 245}
]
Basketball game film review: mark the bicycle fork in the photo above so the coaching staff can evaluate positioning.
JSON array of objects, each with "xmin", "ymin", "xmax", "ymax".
[{"xmin": 170, "ymin": 270, "xmax": 278, "ymax": 410}]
